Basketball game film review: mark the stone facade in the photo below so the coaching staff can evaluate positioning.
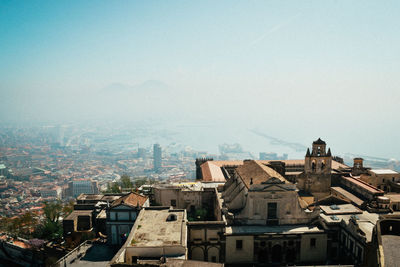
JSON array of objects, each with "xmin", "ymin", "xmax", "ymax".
[
  {"xmin": 218, "ymin": 159, "xmax": 327, "ymax": 265},
  {"xmin": 221, "ymin": 160, "xmax": 319, "ymax": 226},
  {"xmin": 360, "ymin": 169, "xmax": 400, "ymax": 192},
  {"xmin": 297, "ymin": 138, "xmax": 332, "ymax": 200}
]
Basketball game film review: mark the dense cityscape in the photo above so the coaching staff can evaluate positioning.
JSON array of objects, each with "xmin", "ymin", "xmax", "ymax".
[
  {"xmin": 2, "ymin": 1, "xmax": 400, "ymax": 266},
  {"xmin": 0, "ymin": 123, "xmax": 400, "ymax": 267}
]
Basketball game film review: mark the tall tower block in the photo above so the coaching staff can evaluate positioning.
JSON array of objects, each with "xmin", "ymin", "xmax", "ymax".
[{"xmin": 153, "ymin": 144, "xmax": 162, "ymax": 172}]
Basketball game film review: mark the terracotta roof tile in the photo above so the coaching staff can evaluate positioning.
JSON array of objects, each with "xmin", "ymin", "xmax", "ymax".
[
  {"xmin": 236, "ymin": 160, "xmax": 288, "ymax": 188},
  {"xmin": 200, "ymin": 159, "xmax": 348, "ymax": 182},
  {"xmin": 111, "ymin": 192, "xmax": 148, "ymax": 208}
]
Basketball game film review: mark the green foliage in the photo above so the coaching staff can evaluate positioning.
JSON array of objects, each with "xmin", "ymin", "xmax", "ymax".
[
  {"xmin": 34, "ymin": 220, "xmax": 63, "ymax": 240},
  {"xmin": 187, "ymin": 208, "xmax": 208, "ymax": 221},
  {"xmin": 103, "ymin": 182, "xmax": 121, "ymax": 193},
  {"xmin": 133, "ymin": 177, "xmax": 148, "ymax": 188},
  {"xmin": 62, "ymin": 200, "xmax": 75, "ymax": 217},
  {"xmin": 33, "ymin": 201, "xmax": 64, "ymax": 240},
  {"xmin": 43, "ymin": 200, "xmax": 62, "ymax": 223},
  {"xmin": 195, "ymin": 208, "xmax": 207, "ymax": 220},
  {"xmin": 120, "ymin": 174, "xmax": 133, "ymax": 188},
  {"xmin": 0, "ymin": 212, "xmax": 38, "ymax": 239},
  {"xmin": 0, "ymin": 201, "xmax": 74, "ymax": 241}
]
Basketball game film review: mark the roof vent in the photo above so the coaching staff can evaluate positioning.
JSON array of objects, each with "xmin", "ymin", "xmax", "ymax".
[
  {"xmin": 330, "ymin": 215, "xmax": 339, "ymax": 221},
  {"xmin": 330, "ymin": 204, "xmax": 340, "ymax": 210},
  {"xmin": 166, "ymin": 214, "xmax": 177, "ymax": 222}
]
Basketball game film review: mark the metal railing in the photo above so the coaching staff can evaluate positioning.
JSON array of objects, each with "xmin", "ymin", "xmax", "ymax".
[{"xmin": 53, "ymin": 240, "xmax": 91, "ymax": 267}]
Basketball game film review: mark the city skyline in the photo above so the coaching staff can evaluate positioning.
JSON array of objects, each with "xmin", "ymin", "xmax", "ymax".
[{"xmin": 1, "ymin": 1, "xmax": 399, "ymax": 158}]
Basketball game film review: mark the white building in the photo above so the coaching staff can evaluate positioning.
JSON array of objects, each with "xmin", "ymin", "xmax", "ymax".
[{"xmin": 111, "ymin": 207, "xmax": 187, "ymax": 265}]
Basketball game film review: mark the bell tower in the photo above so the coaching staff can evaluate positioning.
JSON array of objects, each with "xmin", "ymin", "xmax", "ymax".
[{"xmin": 305, "ymin": 138, "xmax": 332, "ymax": 175}]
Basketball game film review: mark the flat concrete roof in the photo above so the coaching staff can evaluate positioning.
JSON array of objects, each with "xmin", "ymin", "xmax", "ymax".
[
  {"xmin": 154, "ymin": 182, "xmax": 224, "ymax": 191},
  {"xmin": 101, "ymin": 195, "xmax": 121, "ymax": 202},
  {"xmin": 320, "ymin": 204, "xmax": 362, "ymax": 215},
  {"xmin": 385, "ymin": 194, "xmax": 400, "ymax": 202},
  {"xmin": 77, "ymin": 194, "xmax": 103, "ymax": 201},
  {"xmin": 225, "ymin": 225, "xmax": 323, "ymax": 235},
  {"xmin": 164, "ymin": 259, "xmax": 224, "ymax": 266},
  {"xmin": 320, "ymin": 211, "xmax": 379, "ymax": 242},
  {"xmin": 128, "ymin": 208, "xmax": 186, "ymax": 247},
  {"xmin": 371, "ymin": 169, "xmax": 399, "ymax": 175},
  {"xmin": 64, "ymin": 210, "xmax": 92, "ymax": 220},
  {"xmin": 381, "ymin": 235, "xmax": 400, "ymax": 267}
]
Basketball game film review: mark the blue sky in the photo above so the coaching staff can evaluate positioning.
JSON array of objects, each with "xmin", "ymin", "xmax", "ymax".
[{"xmin": 1, "ymin": 1, "xmax": 400, "ymax": 158}]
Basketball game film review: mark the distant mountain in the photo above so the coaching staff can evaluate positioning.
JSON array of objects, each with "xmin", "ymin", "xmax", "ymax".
[{"xmin": 101, "ymin": 83, "xmax": 134, "ymax": 93}]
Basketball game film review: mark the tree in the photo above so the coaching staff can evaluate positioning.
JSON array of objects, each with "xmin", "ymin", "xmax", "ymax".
[
  {"xmin": 62, "ymin": 200, "xmax": 75, "ymax": 217},
  {"xmin": 134, "ymin": 177, "xmax": 148, "ymax": 188},
  {"xmin": 43, "ymin": 201, "xmax": 62, "ymax": 223},
  {"xmin": 36, "ymin": 220, "xmax": 63, "ymax": 240},
  {"xmin": 103, "ymin": 182, "xmax": 121, "ymax": 193},
  {"xmin": 120, "ymin": 174, "xmax": 133, "ymax": 188}
]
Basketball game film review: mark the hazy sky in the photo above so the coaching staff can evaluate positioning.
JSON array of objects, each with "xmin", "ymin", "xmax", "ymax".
[{"xmin": 1, "ymin": 1, "xmax": 400, "ymax": 158}]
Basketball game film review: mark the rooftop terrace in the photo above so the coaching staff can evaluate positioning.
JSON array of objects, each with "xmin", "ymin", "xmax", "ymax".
[{"xmin": 128, "ymin": 207, "xmax": 186, "ymax": 247}]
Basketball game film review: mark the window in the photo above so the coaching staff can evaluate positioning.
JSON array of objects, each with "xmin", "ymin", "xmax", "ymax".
[
  {"xmin": 310, "ymin": 238, "xmax": 316, "ymax": 248},
  {"xmin": 170, "ymin": 199, "xmax": 176, "ymax": 206},
  {"xmin": 211, "ymin": 256, "xmax": 217, "ymax": 262},
  {"xmin": 236, "ymin": 240, "xmax": 243, "ymax": 250},
  {"xmin": 349, "ymin": 240, "xmax": 354, "ymax": 252},
  {"xmin": 254, "ymin": 201, "xmax": 260, "ymax": 215},
  {"xmin": 267, "ymin": 203, "xmax": 277, "ymax": 219},
  {"xmin": 357, "ymin": 246, "xmax": 363, "ymax": 262}
]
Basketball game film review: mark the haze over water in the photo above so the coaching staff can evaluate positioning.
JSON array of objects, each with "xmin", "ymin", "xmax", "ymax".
[{"xmin": 1, "ymin": 1, "xmax": 399, "ymax": 159}]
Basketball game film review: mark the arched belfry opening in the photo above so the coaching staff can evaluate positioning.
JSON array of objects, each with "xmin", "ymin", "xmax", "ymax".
[{"xmin": 305, "ymin": 138, "xmax": 332, "ymax": 175}]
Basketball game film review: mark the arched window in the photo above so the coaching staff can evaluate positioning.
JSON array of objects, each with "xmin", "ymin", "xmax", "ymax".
[
  {"xmin": 208, "ymin": 247, "xmax": 219, "ymax": 262},
  {"xmin": 191, "ymin": 247, "xmax": 205, "ymax": 261}
]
